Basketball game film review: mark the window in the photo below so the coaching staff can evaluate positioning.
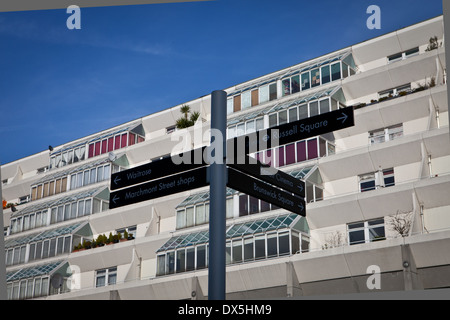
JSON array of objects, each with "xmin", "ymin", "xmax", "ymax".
[
  {"xmin": 359, "ymin": 168, "xmax": 395, "ymax": 192},
  {"xmin": 95, "ymin": 267, "xmax": 117, "ymax": 287},
  {"xmin": 331, "ymin": 62, "xmax": 341, "ymax": 81},
  {"xmin": 301, "ymin": 72, "xmax": 310, "ymax": 91},
  {"xmin": 311, "ymin": 68, "xmax": 320, "ymax": 87},
  {"xmin": 282, "ymin": 75, "xmax": 300, "ymax": 96},
  {"xmin": 388, "ymin": 47, "xmax": 419, "ymax": 64},
  {"xmin": 348, "ymin": 219, "xmax": 385, "ymax": 245},
  {"xmin": 321, "ymin": 65, "xmax": 330, "ymax": 84},
  {"xmin": 369, "ymin": 124, "xmax": 403, "ymax": 145}
]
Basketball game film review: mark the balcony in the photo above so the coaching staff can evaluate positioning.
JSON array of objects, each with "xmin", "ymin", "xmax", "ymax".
[
  {"xmin": 307, "ymin": 172, "xmax": 450, "ymax": 229},
  {"xmin": 320, "ymin": 125, "xmax": 450, "ymax": 182}
]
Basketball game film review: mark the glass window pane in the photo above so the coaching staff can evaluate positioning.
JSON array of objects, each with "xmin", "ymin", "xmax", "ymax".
[
  {"xmin": 349, "ymin": 230, "xmax": 365, "ymax": 245},
  {"xmin": 369, "ymin": 226, "xmax": 385, "ymax": 241},
  {"xmin": 64, "ymin": 236, "xmax": 71, "ymax": 253},
  {"xmin": 255, "ymin": 235, "xmax": 265, "ymax": 259},
  {"xmin": 244, "ymin": 238, "xmax": 254, "ymax": 261},
  {"xmin": 176, "ymin": 210, "xmax": 186, "ymax": 229},
  {"xmin": 288, "ymin": 108, "xmax": 297, "ymax": 123},
  {"xmin": 291, "ymin": 232, "xmax": 300, "ymax": 255},
  {"xmin": 90, "ymin": 168, "xmax": 96, "ymax": 184},
  {"xmin": 297, "ymin": 141, "xmax": 307, "ymax": 162},
  {"xmin": 301, "ymin": 72, "xmax": 310, "ymax": 91},
  {"xmin": 282, "ymin": 79, "xmax": 291, "ymax": 96},
  {"xmin": 78, "ymin": 201, "xmax": 85, "ymax": 217},
  {"xmin": 71, "ymin": 202, "xmax": 77, "ymax": 219},
  {"xmin": 361, "ymin": 180, "xmax": 376, "ymax": 192},
  {"xmin": 186, "ymin": 248, "xmax": 195, "ymax": 271},
  {"xmin": 97, "ymin": 166, "xmax": 104, "ymax": 182},
  {"xmin": 249, "ymin": 196, "xmax": 259, "ymax": 214},
  {"xmin": 241, "ymin": 91, "xmax": 251, "ymax": 110},
  {"xmin": 255, "ymin": 118, "xmax": 264, "ymax": 131},
  {"xmin": 291, "ymin": 75, "xmax": 300, "ymax": 94},
  {"xmin": 307, "ymin": 138, "xmax": 318, "ymax": 159},
  {"xmin": 269, "ymin": 83, "xmax": 277, "ymax": 101},
  {"xmin": 309, "ymin": 101, "xmax": 319, "ymax": 117},
  {"xmin": 42, "ymin": 240, "xmax": 49, "ymax": 259},
  {"xmin": 197, "ymin": 245, "xmax": 206, "ymax": 269},
  {"xmin": 35, "ymin": 242, "xmax": 42, "ymax": 260},
  {"xmin": 85, "ymin": 199, "xmax": 92, "ymax": 215},
  {"xmin": 176, "ymin": 249, "xmax": 185, "ymax": 273},
  {"xmin": 196, "ymin": 204, "xmax": 206, "ymax": 225},
  {"xmin": 227, "ymin": 98, "xmax": 234, "ymax": 115},
  {"xmin": 285, "ymin": 143, "xmax": 296, "ymax": 165},
  {"xmin": 267, "ymin": 233, "xmax": 278, "ymax": 257},
  {"xmin": 157, "ymin": 255, "xmax": 166, "ymax": 276},
  {"xmin": 57, "ymin": 237, "xmax": 64, "ymax": 255},
  {"xmin": 311, "ymin": 68, "xmax": 320, "ymax": 87},
  {"xmin": 226, "ymin": 198, "xmax": 234, "ymax": 219},
  {"xmin": 331, "ymin": 62, "xmax": 341, "ymax": 81},
  {"xmin": 321, "ymin": 65, "xmax": 330, "ymax": 84},
  {"xmin": 277, "ymin": 146, "xmax": 285, "ymax": 167},
  {"xmin": 278, "ymin": 110, "xmax": 287, "ymax": 125},
  {"xmin": 279, "ymin": 232, "xmax": 290, "ymax": 256},
  {"xmin": 88, "ymin": 144, "xmax": 95, "ymax": 158},
  {"xmin": 64, "ymin": 204, "xmax": 71, "ymax": 221},
  {"xmin": 259, "ymin": 85, "xmax": 269, "ymax": 104},
  {"xmin": 232, "ymin": 239, "xmax": 242, "ymax": 263},
  {"xmin": 246, "ymin": 121, "xmax": 255, "ymax": 133},
  {"xmin": 167, "ymin": 252, "xmax": 175, "ymax": 274},
  {"xmin": 298, "ymin": 104, "xmax": 308, "ymax": 120},
  {"xmin": 260, "ymin": 200, "xmax": 270, "ymax": 212},
  {"xmin": 186, "ymin": 207, "xmax": 194, "ymax": 227},
  {"xmin": 121, "ymin": 133, "xmax": 128, "ymax": 148},
  {"xmin": 226, "ymin": 241, "xmax": 232, "ymax": 265},
  {"xmin": 239, "ymin": 195, "xmax": 248, "ymax": 217},
  {"xmin": 269, "ymin": 114, "xmax": 278, "ymax": 128},
  {"xmin": 319, "ymin": 99, "xmax": 330, "ymax": 114}
]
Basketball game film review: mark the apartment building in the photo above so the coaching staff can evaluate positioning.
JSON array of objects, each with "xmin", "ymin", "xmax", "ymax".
[{"xmin": 1, "ymin": 15, "xmax": 449, "ymax": 300}]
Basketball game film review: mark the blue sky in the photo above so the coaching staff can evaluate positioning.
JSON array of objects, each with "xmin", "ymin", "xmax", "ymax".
[{"xmin": 0, "ymin": 0, "xmax": 443, "ymax": 164}]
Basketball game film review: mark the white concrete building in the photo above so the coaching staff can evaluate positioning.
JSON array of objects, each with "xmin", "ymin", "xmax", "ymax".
[{"xmin": 1, "ymin": 15, "xmax": 449, "ymax": 300}]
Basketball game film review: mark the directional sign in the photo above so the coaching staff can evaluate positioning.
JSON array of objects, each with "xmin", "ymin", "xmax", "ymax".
[
  {"xmin": 227, "ymin": 167, "xmax": 305, "ymax": 216},
  {"xmin": 109, "ymin": 166, "xmax": 209, "ymax": 209},
  {"xmin": 111, "ymin": 147, "xmax": 208, "ymax": 191},
  {"xmin": 228, "ymin": 155, "xmax": 305, "ymax": 198},
  {"xmin": 228, "ymin": 107, "xmax": 354, "ymax": 155}
]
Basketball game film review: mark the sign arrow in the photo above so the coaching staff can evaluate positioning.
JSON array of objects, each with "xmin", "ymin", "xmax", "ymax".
[
  {"xmin": 337, "ymin": 112, "xmax": 348, "ymax": 124},
  {"xmin": 113, "ymin": 175, "xmax": 121, "ymax": 186},
  {"xmin": 112, "ymin": 194, "xmax": 120, "ymax": 204}
]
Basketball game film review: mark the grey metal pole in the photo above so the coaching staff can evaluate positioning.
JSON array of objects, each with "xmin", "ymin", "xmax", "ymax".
[
  {"xmin": 444, "ymin": 1, "xmax": 450, "ymax": 139},
  {"xmin": 208, "ymin": 90, "xmax": 227, "ymax": 300},
  {"xmin": 0, "ymin": 165, "xmax": 7, "ymax": 300}
]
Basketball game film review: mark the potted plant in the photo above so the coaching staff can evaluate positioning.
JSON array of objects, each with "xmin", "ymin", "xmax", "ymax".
[
  {"xmin": 107, "ymin": 232, "xmax": 113, "ymax": 245},
  {"xmin": 112, "ymin": 234, "xmax": 120, "ymax": 244},
  {"xmin": 73, "ymin": 243, "xmax": 83, "ymax": 252},
  {"xmin": 83, "ymin": 240, "xmax": 92, "ymax": 250},
  {"xmin": 97, "ymin": 234, "xmax": 105, "ymax": 247}
]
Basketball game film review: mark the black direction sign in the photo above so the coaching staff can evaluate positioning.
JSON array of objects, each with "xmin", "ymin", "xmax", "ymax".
[
  {"xmin": 227, "ymin": 167, "xmax": 305, "ymax": 216},
  {"xmin": 109, "ymin": 166, "xmax": 209, "ymax": 209},
  {"xmin": 228, "ymin": 107, "xmax": 354, "ymax": 155},
  {"xmin": 228, "ymin": 155, "xmax": 305, "ymax": 198},
  {"xmin": 111, "ymin": 146, "xmax": 207, "ymax": 191}
]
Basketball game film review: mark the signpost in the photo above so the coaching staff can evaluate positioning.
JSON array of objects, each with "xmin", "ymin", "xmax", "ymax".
[
  {"xmin": 109, "ymin": 166, "xmax": 208, "ymax": 209},
  {"xmin": 227, "ymin": 167, "xmax": 305, "ymax": 216},
  {"xmin": 228, "ymin": 155, "xmax": 305, "ymax": 198},
  {"xmin": 110, "ymin": 147, "xmax": 207, "ymax": 191},
  {"xmin": 229, "ymin": 107, "xmax": 354, "ymax": 155},
  {"xmin": 107, "ymin": 87, "xmax": 354, "ymax": 300}
]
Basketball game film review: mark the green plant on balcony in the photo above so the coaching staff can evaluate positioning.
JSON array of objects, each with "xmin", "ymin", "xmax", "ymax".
[{"xmin": 175, "ymin": 104, "xmax": 200, "ymax": 129}]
